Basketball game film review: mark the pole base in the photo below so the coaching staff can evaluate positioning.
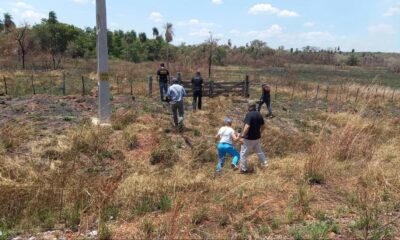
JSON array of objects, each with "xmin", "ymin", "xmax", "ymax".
[{"xmin": 91, "ymin": 117, "xmax": 112, "ymax": 127}]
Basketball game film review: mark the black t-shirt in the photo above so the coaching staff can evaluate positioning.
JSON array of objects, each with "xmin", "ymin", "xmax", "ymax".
[
  {"xmin": 243, "ymin": 110, "xmax": 265, "ymax": 140},
  {"xmin": 157, "ymin": 68, "xmax": 169, "ymax": 83},
  {"xmin": 261, "ymin": 89, "xmax": 271, "ymax": 101},
  {"xmin": 191, "ymin": 76, "xmax": 203, "ymax": 92}
]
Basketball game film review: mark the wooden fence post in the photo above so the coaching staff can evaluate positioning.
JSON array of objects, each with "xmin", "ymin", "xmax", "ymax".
[
  {"xmin": 291, "ymin": 85, "xmax": 295, "ymax": 100},
  {"xmin": 382, "ymin": 89, "xmax": 386, "ymax": 100},
  {"xmin": 325, "ymin": 86, "xmax": 329, "ymax": 101},
  {"xmin": 130, "ymin": 78, "xmax": 133, "ymax": 96},
  {"xmin": 355, "ymin": 88, "xmax": 360, "ymax": 102},
  {"xmin": 2, "ymin": 76, "xmax": 7, "ymax": 95},
  {"xmin": 148, "ymin": 75, "xmax": 153, "ymax": 97},
  {"xmin": 274, "ymin": 82, "xmax": 278, "ymax": 100},
  {"xmin": 81, "ymin": 76, "xmax": 85, "ymax": 96},
  {"xmin": 116, "ymin": 75, "xmax": 121, "ymax": 94},
  {"xmin": 244, "ymin": 75, "xmax": 250, "ymax": 97},
  {"xmin": 391, "ymin": 89, "xmax": 395, "ymax": 102},
  {"xmin": 345, "ymin": 87, "xmax": 350, "ymax": 101},
  {"xmin": 31, "ymin": 75, "xmax": 36, "ymax": 95},
  {"xmin": 177, "ymin": 72, "xmax": 182, "ymax": 84},
  {"xmin": 210, "ymin": 81, "xmax": 215, "ymax": 97},
  {"xmin": 366, "ymin": 88, "xmax": 370, "ymax": 100},
  {"xmin": 315, "ymin": 85, "xmax": 320, "ymax": 100},
  {"xmin": 62, "ymin": 72, "xmax": 66, "ymax": 95}
]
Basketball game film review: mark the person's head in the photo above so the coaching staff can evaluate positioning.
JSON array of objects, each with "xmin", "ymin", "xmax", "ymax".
[
  {"xmin": 160, "ymin": 63, "xmax": 165, "ymax": 67},
  {"xmin": 224, "ymin": 117, "xmax": 232, "ymax": 126},
  {"xmin": 247, "ymin": 101, "xmax": 257, "ymax": 112},
  {"xmin": 171, "ymin": 78, "xmax": 179, "ymax": 84},
  {"xmin": 196, "ymin": 71, "xmax": 201, "ymax": 76},
  {"xmin": 264, "ymin": 85, "xmax": 270, "ymax": 91}
]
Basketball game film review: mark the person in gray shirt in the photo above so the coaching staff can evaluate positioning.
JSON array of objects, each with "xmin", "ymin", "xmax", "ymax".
[{"xmin": 165, "ymin": 78, "xmax": 187, "ymax": 131}]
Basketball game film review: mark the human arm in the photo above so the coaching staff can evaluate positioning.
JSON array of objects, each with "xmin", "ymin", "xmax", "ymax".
[
  {"xmin": 240, "ymin": 124, "xmax": 250, "ymax": 138},
  {"xmin": 232, "ymin": 131, "xmax": 240, "ymax": 142},
  {"xmin": 182, "ymin": 86, "xmax": 187, "ymax": 97}
]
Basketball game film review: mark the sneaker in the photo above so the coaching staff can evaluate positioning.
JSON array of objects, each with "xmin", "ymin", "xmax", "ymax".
[
  {"xmin": 231, "ymin": 163, "xmax": 239, "ymax": 171},
  {"xmin": 260, "ymin": 164, "xmax": 269, "ymax": 169},
  {"xmin": 239, "ymin": 169, "xmax": 249, "ymax": 174}
]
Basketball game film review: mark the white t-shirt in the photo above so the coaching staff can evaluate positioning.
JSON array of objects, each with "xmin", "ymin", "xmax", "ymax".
[{"xmin": 218, "ymin": 126, "xmax": 235, "ymax": 145}]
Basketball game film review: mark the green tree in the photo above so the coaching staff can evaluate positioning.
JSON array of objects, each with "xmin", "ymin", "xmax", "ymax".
[
  {"xmin": 3, "ymin": 13, "xmax": 15, "ymax": 33},
  {"xmin": 152, "ymin": 27, "xmax": 159, "ymax": 38},
  {"xmin": 138, "ymin": 32, "xmax": 147, "ymax": 43},
  {"xmin": 164, "ymin": 22, "xmax": 174, "ymax": 65},
  {"xmin": 33, "ymin": 11, "xmax": 81, "ymax": 69}
]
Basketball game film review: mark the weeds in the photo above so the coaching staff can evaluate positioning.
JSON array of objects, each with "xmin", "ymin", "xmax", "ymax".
[{"xmin": 192, "ymin": 207, "xmax": 208, "ymax": 225}]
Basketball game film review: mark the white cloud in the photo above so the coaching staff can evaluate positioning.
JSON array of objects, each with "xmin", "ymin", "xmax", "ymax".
[
  {"xmin": 71, "ymin": 0, "xmax": 91, "ymax": 4},
  {"xmin": 15, "ymin": 2, "xmax": 33, "ymax": 9},
  {"xmin": 11, "ymin": 2, "xmax": 46, "ymax": 24},
  {"xmin": 247, "ymin": 24, "xmax": 283, "ymax": 38},
  {"xmin": 149, "ymin": 12, "xmax": 163, "ymax": 22},
  {"xmin": 383, "ymin": 2, "xmax": 400, "ymax": 16},
  {"xmin": 229, "ymin": 29, "xmax": 241, "ymax": 36},
  {"xmin": 248, "ymin": 3, "xmax": 298, "ymax": 17},
  {"xmin": 368, "ymin": 24, "xmax": 396, "ymax": 34},
  {"xmin": 177, "ymin": 19, "xmax": 215, "ymax": 27},
  {"xmin": 211, "ymin": 0, "xmax": 223, "ymax": 5},
  {"xmin": 303, "ymin": 22, "xmax": 315, "ymax": 28},
  {"xmin": 189, "ymin": 28, "xmax": 223, "ymax": 39}
]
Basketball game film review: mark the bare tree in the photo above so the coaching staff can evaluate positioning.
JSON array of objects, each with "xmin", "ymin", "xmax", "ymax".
[{"xmin": 13, "ymin": 23, "xmax": 31, "ymax": 69}]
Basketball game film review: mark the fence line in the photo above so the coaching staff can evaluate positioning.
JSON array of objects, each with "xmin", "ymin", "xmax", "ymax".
[{"xmin": 1, "ymin": 73, "xmax": 399, "ymax": 106}]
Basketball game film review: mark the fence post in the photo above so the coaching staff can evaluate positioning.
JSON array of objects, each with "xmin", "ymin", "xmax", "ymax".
[
  {"xmin": 366, "ymin": 88, "xmax": 370, "ymax": 100},
  {"xmin": 391, "ymin": 89, "xmax": 395, "ymax": 102},
  {"xmin": 148, "ymin": 75, "xmax": 153, "ymax": 97},
  {"xmin": 274, "ymin": 82, "xmax": 278, "ymax": 100},
  {"xmin": 81, "ymin": 76, "xmax": 85, "ymax": 96},
  {"xmin": 2, "ymin": 76, "xmax": 7, "ymax": 95},
  {"xmin": 62, "ymin": 72, "xmax": 66, "ymax": 95},
  {"xmin": 31, "ymin": 75, "xmax": 36, "ymax": 95},
  {"xmin": 130, "ymin": 78, "xmax": 133, "ymax": 96},
  {"xmin": 345, "ymin": 87, "xmax": 350, "ymax": 101},
  {"xmin": 244, "ymin": 75, "xmax": 250, "ymax": 98},
  {"xmin": 382, "ymin": 89, "xmax": 386, "ymax": 100},
  {"xmin": 290, "ymin": 85, "xmax": 295, "ymax": 100},
  {"xmin": 325, "ymin": 86, "xmax": 329, "ymax": 101},
  {"xmin": 315, "ymin": 85, "xmax": 320, "ymax": 100},
  {"xmin": 355, "ymin": 88, "xmax": 360, "ymax": 102},
  {"xmin": 210, "ymin": 81, "xmax": 215, "ymax": 97},
  {"xmin": 177, "ymin": 72, "xmax": 182, "ymax": 84},
  {"xmin": 116, "ymin": 75, "xmax": 120, "ymax": 94}
]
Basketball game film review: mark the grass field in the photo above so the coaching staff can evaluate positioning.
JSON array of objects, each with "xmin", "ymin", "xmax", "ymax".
[{"xmin": 1, "ymin": 61, "xmax": 400, "ymax": 239}]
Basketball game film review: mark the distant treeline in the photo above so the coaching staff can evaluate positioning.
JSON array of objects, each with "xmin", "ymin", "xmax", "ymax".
[{"xmin": 0, "ymin": 11, "xmax": 399, "ymax": 72}]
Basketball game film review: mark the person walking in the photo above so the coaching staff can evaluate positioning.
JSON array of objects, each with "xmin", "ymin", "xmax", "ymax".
[
  {"xmin": 165, "ymin": 78, "xmax": 187, "ymax": 131},
  {"xmin": 157, "ymin": 63, "xmax": 170, "ymax": 101},
  {"xmin": 258, "ymin": 84, "xmax": 273, "ymax": 117},
  {"xmin": 215, "ymin": 117, "xmax": 240, "ymax": 173},
  {"xmin": 191, "ymin": 71, "xmax": 204, "ymax": 110},
  {"xmin": 239, "ymin": 101, "xmax": 267, "ymax": 173}
]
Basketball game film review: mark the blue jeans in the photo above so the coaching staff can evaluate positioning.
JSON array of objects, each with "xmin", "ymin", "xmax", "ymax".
[
  {"xmin": 258, "ymin": 100, "xmax": 272, "ymax": 115},
  {"xmin": 159, "ymin": 82, "xmax": 168, "ymax": 101},
  {"xmin": 217, "ymin": 143, "xmax": 240, "ymax": 172}
]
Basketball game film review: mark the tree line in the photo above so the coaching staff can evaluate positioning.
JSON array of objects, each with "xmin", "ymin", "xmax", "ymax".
[{"xmin": 0, "ymin": 11, "xmax": 398, "ymax": 71}]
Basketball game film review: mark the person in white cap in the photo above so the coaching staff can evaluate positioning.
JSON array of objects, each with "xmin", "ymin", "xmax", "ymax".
[{"xmin": 215, "ymin": 117, "xmax": 240, "ymax": 173}]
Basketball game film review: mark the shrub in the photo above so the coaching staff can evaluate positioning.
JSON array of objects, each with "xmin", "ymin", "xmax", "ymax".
[
  {"xmin": 99, "ymin": 222, "xmax": 112, "ymax": 240},
  {"xmin": 192, "ymin": 207, "xmax": 208, "ymax": 225},
  {"xmin": 150, "ymin": 144, "xmax": 179, "ymax": 167},
  {"xmin": 111, "ymin": 109, "xmax": 137, "ymax": 130},
  {"xmin": 122, "ymin": 130, "xmax": 139, "ymax": 150}
]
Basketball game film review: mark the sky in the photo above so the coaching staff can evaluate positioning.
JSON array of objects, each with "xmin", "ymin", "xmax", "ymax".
[{"xmin": 0, "ymin": 0, "xmax": 399, "ymax": 52}]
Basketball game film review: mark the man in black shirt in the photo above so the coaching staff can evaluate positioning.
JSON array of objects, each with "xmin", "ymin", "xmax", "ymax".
[
  {"xmin": 258, "ymin": 84, "xmax": 272, "ymax": 117},
  {"xmin": 239, "ymin": 101, "xmax": 267, "ymax": 172},
  {"xmin": 191, "ymin": 71, "xmax": 203, "ymax": 110},
  {"xmin": 157, "ymin": 63, "xmax": 170, "ymax": 101}
]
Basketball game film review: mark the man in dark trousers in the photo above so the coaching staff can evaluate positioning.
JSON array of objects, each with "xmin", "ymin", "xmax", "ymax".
[
  {"xmin": 165, "ymin": 78, "xmax": 187, "ymax": 132},
  {"xmin": 239, "ymin": 101, "xmax": 267, "ymax": 173},
  {"xmin": 157, "ymin": 63, "xmax": 170, "ymax": 101},
  {"xmin": 191, "ymin": 71, "xmax": 204, "ymax": 110},
  {"xmin": 258, "ymin": 84, "xmax": 272, "ymax": 117}
]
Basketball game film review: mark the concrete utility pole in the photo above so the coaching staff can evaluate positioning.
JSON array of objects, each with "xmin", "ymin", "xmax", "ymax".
[{"xmin": 96, "ymin": 0, "xmax": 111, "ymax": 123}]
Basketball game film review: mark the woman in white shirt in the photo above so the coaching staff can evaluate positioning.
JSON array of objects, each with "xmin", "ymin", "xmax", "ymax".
[{"xmin": 215, "ymin": 117, "xmax": 240, "ymax": 173}]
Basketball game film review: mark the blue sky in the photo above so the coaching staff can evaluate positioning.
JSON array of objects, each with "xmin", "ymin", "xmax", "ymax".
[{"xmin": 1, "ymin": 0, "xmax": 399, "ymax": 52}]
